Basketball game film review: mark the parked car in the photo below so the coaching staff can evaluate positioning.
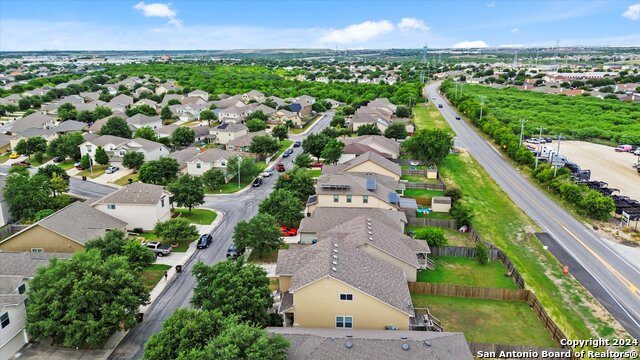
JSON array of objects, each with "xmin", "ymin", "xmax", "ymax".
[
  {"xmin": 615, "ymin": 145, "xmax": 633, "ymax": 152},
  {"xmin": 293, "ymin": 140, "xmax": 301, "ymax": 147},
  {"xmin": 261, "ymin": 169, "xmax": 273, "ymax": 177},
  {"xmin": 145, "ymin": 241, "xmax": 172, "ymax": 257},
  {"xmin": 105, "ymin": 166, "xmax": 120, "ymax": 174},
  {"xmin": 15, "ymin": 160, "xmax": 31, "ymax": 167},
  {"xmin": 252, "ymin": 177, "xmax": 263, "ymax": 187},
  {"xmin": 544, "ymin": 138, "xmax": 553, "ymax": 143},
  {"xmin": 282, "ymin": 151, "xmax": 290, "ymax": 158},
  {"xmin": 74, "ymin": 162, "xmax": 83, "ymax": 170},
  {"xmin": 634, "ymin": 148, "xmax": 640, "ymax": 156},
  {"xmin": 281, "ymin": 227, "xmax": 298, "ymax": 237},
  {"xmin": 226, "ymin": 243, "xmax": 245, "ymax": 258},
  {"xmin": 276, "ymin": 163, "xmax": 285, "ymax": 172},
  {"xmin": 438, "ymin": 104, "xmax": 443, "ymax": 108},
  {"xmin": 455, "ymin": 116, "xmax": 461, "ymax": 120},
  {"xmin": 286, "ymin": 148, "xmax": 294, "ymax": 155},
  {"xmin": 52, "ymin": 156, "xmax": 64, "ymax": 163},
  {"xmin": 197, "ymin": 234, "xmax": 213, "ymax": 249},
  {"xmin": 9, "ymin": 152, "xmax": 19, "ymax": 159},
  {"xmin": 310, "ymin": 162, "xmax": 323, "ymax": 168},
  {"xmin": 431, "ymin": 97, "xmax": 436, "ymax": 100}
]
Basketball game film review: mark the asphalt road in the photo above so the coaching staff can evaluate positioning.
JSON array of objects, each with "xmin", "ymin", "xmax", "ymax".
[
  {"xmin": 108, "ymin": 111, "xmax": 333, "ymax": 360},
  {"xmin": 427, "ymin": 83, "xmax": 640, "ymax": 338}
]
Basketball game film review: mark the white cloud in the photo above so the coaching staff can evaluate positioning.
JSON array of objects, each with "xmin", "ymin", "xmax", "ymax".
[
  {"xmin": 134, "ymin": 2, "xmax": 182, "ymax": 28},
  {"xmin": 622, "ymin": 3, "xmax": 640, "ymax": 20},
  {"xmin": 453, "ymin": 40, "xmax": 489, "ymax": 48},
  {"xmin": 319, "ymin": 20, "xmax": 394, "ymax": 44},
  {"xmin": 486, "ymin": 2, "xmax": 496, "ymax": 7},
  {"xmin": 397, "ymin": 18, "xmax": 430, "ymax": 32},
  {"xmin": 510, "ymin": 28, "xmax": 518, "ymax": 32}
]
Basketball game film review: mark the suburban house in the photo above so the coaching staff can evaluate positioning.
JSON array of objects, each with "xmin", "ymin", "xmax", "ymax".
[
  {"xmin": 176, "ymin": 104, "xmax": 209, "ymax": 122},
  {"xmin": 298, "ymin": 207, "xmax": 407, "ymax": 244},
  {"xmin": 289, "ymin": 102, "xmax": 313, "ymax": 117},
  {"xmin": 87, "ymin": 113, "xmax": 127, "ymax": 133},
  {"xmin": 0, "ymin": 175, "xmax": 11, "ymax": 227},
  {"xmin": 306, "ymin": 172, "xmax": 406, "ymax": 214},
  {"xmin": 74, "ymin": 100, "xmax": 107, "ymax": 112},
  {"xmin": 340, "ymin": 135, "xmax": 400, "ymax": 161},
  {"xmin": 160, "ymin": 94, "xmax": 184, "ymax": 106},
  {"xmin": 133, "ymin": 87, "xmax": 152, "ymax": 98},
  {"xmin": 266, "ymin": 96, "xmax": 287, "ymax": 108},
  {"xmin": 185, "ymin": 148, "xmax": 241, "ymax": 176},
  {"xmin": 155, "ymin": 83, "xmax": 181, "ymax": 95},
  {"xmin": 0, "ymin": 202, "xmax": 127, "ymax": 253},
  {"xmin": 226, "ymin": 130, "xmax": 267, "ymax": 152},
  {"xmin": 293, "ymin": 95, "xmax": 316, "ymax": 105},
  {"xmin": 169, "ymin": 147, "xmax": 200, "ymax": 172},
  {"xmin": 270, "ymin": 109, "xmax": 302, "ymax": 127},
  {"xmin": 91, "ymin": 183, "xmax": 172, "ymax": 231},
  {"xmin": 218, "ymin": 105, "xmax": 248, "ymax": 123},
  {"xmin": 9, "ymin": 128, "xmax": 57, "ymax": 150},
  {"xmin": 181, "ymin": 96, "xmax": 207, "ymax": 106},
  {"xmin": 126, "ymin": 114, "xmax": 162, "ymax": 130},
  {"xmin": 188, "ymin": 90, "xmax": 209, "ymax": 101},
  {"xmin": 242, "ymin": 90, "xmax": 266, "ymax": 103},
  {"xmin": 155, "ymin": 124, "xmax": 180, "ymax": 138},
  {"xmin": 213, "ymin": 94, "xmax": 244, "ymax": 109},
  {"xmin": 251, "ymin": 104, "xmax": 276, "ymax": 117},
  {"xmin": 267, "ymin": 328, "xmax": 473, "ymax": 360},
  {"xmin": 0, "ymin": 252, "xmax": 73, "ymax": 360},
  {"xmin": 9, "ymin": 113, "xmax": 55, "ymax": 134},
  {"xmin": 209, "ymin": 123, "xmax": 248, "ymax": 145},
  {"xmin": 79, "ymin": 135, "xmax": 130, "ymax": 161},
  {"xmin": 106, "ymin": 94, "xmax": 133, "ymax": 113},
  {"xmin": 350, "ymin": 111, "xmax": 390, "ymax": 133},
  {"xmin": 110, "ymin": 138, "xmax": 169, "ymax": 164},
  {"xmin": 132, "ymin": 98, "xmax": 159, "ymax": 110},
  {"xmin": 322, "ymin": 151, "xmax": 402, "ymax": 181},
  {"xmin": 54, "ymin": 120, "xmax": 87, "ymax": 134},
  {"xmin": 191, "ymin": 125, "xmax": 210, "ymax": 145}
]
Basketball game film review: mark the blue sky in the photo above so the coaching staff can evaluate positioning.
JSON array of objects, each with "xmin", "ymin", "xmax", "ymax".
[{"xmin": 1, "ymin": 0, "xmax": 639, "ymax": 51}]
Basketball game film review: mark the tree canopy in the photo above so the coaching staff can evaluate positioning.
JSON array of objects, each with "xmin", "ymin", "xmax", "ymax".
[
  {"xmin": 259, "ymin": 189, "xmax": 305, "ymax": 227},
  {"xmin": 402, "ymin": 128, "xmax": 453, "ymax": 163},
  {"xmin": 301, "ymin": 133, "xmax": 330, "ymax": 160},
  {"xmin": 99, "ymin": 117, "xmax": 132, "ymax": 138},
  {"xmin": 274, "ymin": 166, "xmax": 315, "ymax": 202},
  {"xmin": 154, "ymin": 218, "xmax": 199, "ymax": 244},
  {"xmin": 85, "ymin": 229, "xmax": 155, "ymax": 272},
  {"xmin": 320, "ymin": 138, "xmax": 344, "ymax": 164},
  {"xmin": 139, "ymin": 157, "xmax": 180, "ymax": 184},
  {"xmin": 167, "ymin": 174, "xmax": 205, "ymax": 213},
  {"xmin": 172, "ymin": 126, "xmax": 196, "ymax": 146}
]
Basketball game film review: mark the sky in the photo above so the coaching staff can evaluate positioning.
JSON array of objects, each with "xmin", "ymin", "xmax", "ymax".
[{"xmin": 0, "ymin": 0, "xmax": 639, "ymax": 51}]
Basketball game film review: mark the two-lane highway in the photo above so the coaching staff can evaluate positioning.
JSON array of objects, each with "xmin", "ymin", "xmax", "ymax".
[
  {"xmin": 109, "ymin": 111, "xmax": 333, "ymax": 360},
  {"xmin": 427, "ymin": 83, "xmax": 640, "ymax": 338}
]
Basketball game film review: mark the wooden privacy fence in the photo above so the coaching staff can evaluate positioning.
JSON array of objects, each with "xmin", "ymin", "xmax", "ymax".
[
  {"xmin": 405, "ymin": 182, "xmax": 447, "ymax": 191},
  {"xmin": 467, "ymin": 343, "xmax": 574, "ymax": 359},
  {"xmin": 402, "ymin": 168, "xmax": 429, "ymax": 176},
  {"xmin": 429, "ymin": 245, "xmax": 499, "ymax": 259},
  {"xmin": 407, "ymin": 217, "xmax": 457, "ymax": 228}
]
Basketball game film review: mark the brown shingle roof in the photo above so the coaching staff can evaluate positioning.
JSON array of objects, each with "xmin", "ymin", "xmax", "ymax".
[
  {"xmin": 323, "ymin": 151, "xmax": 401, "ymax": 177},
  {"xmin": 92, "ymin": 183, "xmax": 171, "ymax": 205},
  {"xmin": 299, "ymin": 208, "xmax": 406, "ymax": 235}
]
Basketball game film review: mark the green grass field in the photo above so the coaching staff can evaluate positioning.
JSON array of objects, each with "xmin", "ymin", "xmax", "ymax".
[
  {"xmin": 306, "ymin": 169, "xmax": 322, "ymax": 177},
  {"xmin": 413, "ymin": 103, "xmax": 454, "ymax": 133},
  {"xmin": 175, "ymin": 208, "xmax": 217, "ymax": 225},
  {"xmin": 273, "ymin": 140, "xmax": 294, "ymax": 159},
  {"xmin": 77, "ymin": 164, "xmax": 107, "ymax": 178},
  {"xmin": 140, "ymin": 264, "xmax": 172, "ymax": 292},
  {"xmin": 417, "ymin": 256, "xmax": 519, "ymax": 289},
  {"xmin": 412, "ymin": 294, "xmax": 556, "ymax": 347},
  {"xmin": 57, "ymin": 160, "xmax": 76, "ymax": 170},
  {"xmin": 415, "ymin": 211, "xmax": 452, "ymax": 220},
  {"xmin": 289, "ymin": 115, "xmax": 321, "ymax": 134},
  {"xmin": 400, "ymin": 175, "xmax": 440, "ymax": 184},
  {"xmin": 403, "ymin": 189, "xmax": 444, "ymax": 198},
  {"xmin": 29, "ymin": 154, "xmax": 52, "ymax": 167},
  {"xmin": 112, "ymin": 173, "xmax": 138, "ymax": 186},
  {"xmin": 406, "ymin": 226, "xmax": 474, "ymax": 247},
  {"xmin": 248, "ymin": 243, "xmax": 289, "ymax": 263}
]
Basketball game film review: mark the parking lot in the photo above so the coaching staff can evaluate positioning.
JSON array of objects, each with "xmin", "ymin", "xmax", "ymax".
[{"xmin": 557, "ymin": 141, "xmax": 640, "ymax": 201}]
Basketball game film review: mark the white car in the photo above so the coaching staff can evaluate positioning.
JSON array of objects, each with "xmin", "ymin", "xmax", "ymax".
[
  {"xmin": 261, "ymin": 169, "xmax": 273, "ymax": 177},
  {"xmin": 634, "ymin": 148, "xmax": 640, "ymax": 156},
  {"xmin": 105, "ymin": 166, "xmax": 120, "ymax": 174},
  {"xmin": 431, "ymin": 97, "xmax": 436, "ymax": 100}
]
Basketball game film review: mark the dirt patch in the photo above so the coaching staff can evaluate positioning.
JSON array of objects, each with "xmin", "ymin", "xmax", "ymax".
[{"xmin": 558, "ymin": 141, "xmax": 640, "ymax": 201}]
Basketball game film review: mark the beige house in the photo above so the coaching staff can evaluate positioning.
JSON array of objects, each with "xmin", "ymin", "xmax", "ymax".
[
  {"xmin": 92, "ymin": 183, "xmax": 172, "ymax": 231},
  {"xmin": 209, "ymin": 123, "xmax": 248, "ymax": 145},
  {"xmin": 270, "ymin": 109, "xmax": 302, "ymax": 127},
  {"xmin": 323, "ymin": 151, "xmax": 401, "ymax": 181},
  {"xmin": 340, "ymin": 135, "xmax": 400, "ymax": 161},
  {"xmin": 9, "ymin": 128, "xmax": 57, "ymax": 150},
  {"xmin": 242, "ymin": 90, "xmax": 266, "ymax": 103},
  {"xmin": 0, "ymin": 202, "xmax": 127, "ymax": 253},
  {"xmin": 185, "ymin": 148, "xmax": 240, "ymax": 176},
  {"xmin": 226, "ymin": 130, "xmax": 267, "ymax": 152}
]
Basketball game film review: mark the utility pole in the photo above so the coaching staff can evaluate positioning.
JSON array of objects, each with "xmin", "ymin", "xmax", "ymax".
[
  {"xmin": 518, "ymin": 119, "xmax": 526, "ymax": 147},
  {"xmin": 553, "ymin": 134, "xmax": 562, "ymax": 177},
  {"xmin": 237, "ymin": 157, "xmax": 241, "ymax": 188},
  {"xmin": 534, "ymin": 126, "xmax": 545, "ymax": 169},
  {"xmin": 455, "ymin": 81, "xmax": 458, "ymax": 98},
  {"xmin": 478, "ymin": 95, "xmax": 486, "ymax": 121}
]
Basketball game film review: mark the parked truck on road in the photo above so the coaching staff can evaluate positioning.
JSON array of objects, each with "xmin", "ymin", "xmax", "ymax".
[{"xmin": 144, "ymin": 241, "xmax": 172, "ymax": 257}]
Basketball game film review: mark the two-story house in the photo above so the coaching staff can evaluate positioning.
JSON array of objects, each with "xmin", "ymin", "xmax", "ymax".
[
  {"xmin": 126, "ymin": 114, "xmax": 162, "ymax": 130},
  {"xmin": 340, "ymin": 135, "xmax": 400, "ymax": 161},
  {"xmin": 79, "ymin": 135, "xmax": 130, "ymax": 161},
  {"xmin": 9, "ymin": 113, "xmax": 55, "ymax": 135},
  {"xmin": 210, "ymin": 123, "xmax": 248, "ymax": 145},
  {"xmin": 185, "ymin": 148, "xmax": 241, "ymax": 176},
  {"xmin": 110, "ymin": 138, "xmax": 169, "ymax": 165},
  {"xmin": 188, "ymin": 90, "xmax": 209, "ymax": 101},
  {"xmin": 322, "ymin": 151, "xmax": 401, "ymax": 181},
  {"xmin": 241, "ymin": 90, "xmax": 266, "ymax": 103},
  {"xmin": 91, "ymin": 183, "xmax": 173, "ymax": 231}
]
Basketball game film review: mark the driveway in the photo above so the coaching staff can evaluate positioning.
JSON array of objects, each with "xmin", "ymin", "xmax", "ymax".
[{"xmin": 91, "ymin": 168, "xmax": 132, "ymax": 185}]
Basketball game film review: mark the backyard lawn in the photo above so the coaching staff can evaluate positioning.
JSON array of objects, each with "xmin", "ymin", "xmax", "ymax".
[
  {"xmin": 412, "ymin": 294, "xmax": 556, "ymax": 347},
  {"xmin": 175, "ymin": 208, "xmax": 217, "ymax": 225},
  {"xmin": 139, "ymin": 264, "xmax": 172, "ymax": 292},
  {"xmin": 416, "ymin": 211, "xmax": 452, "ymax": 220},
  {"xmin": 306, "ymin": 169, "xmax": 322, "ymax": 177},
  {"xmin": 248, "ymin": 243, "xmax": 289, "ymax": 263},
  {"xmin": 406, "ymin": 226, "xmax": 475, "ymax": 247},
  {"xmin": 404, "ymin": 189, "xmax": 444, "ymax": 198},
  {"xmin": 289, "ymin": 115, "xmax": 321, "ymax": 134},
  {"xmin": 77, "ymin": 164, "xmax": 107, "ymax": 179},
  {"xmin": 112, "ymin": 173, "xmax": 138, "ymax": 186},
  {"xmin": 400, "ymin": 175, "xmax": 440, "ymax": 184},
  {"xmin": 417, "ymin": 256, "xmax": 518, "ymax": 289}
]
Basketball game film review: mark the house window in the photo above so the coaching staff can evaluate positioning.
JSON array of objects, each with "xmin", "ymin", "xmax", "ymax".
[
  {"xmin": 85, "ymin": 145, "xmax": 92, "ymax": 152},
  {"xmin": 339, "ymin": 294, "xmax": 353, "ymax": 301},
  {"xmin": 18, "ymin": 284, "xmax": 26, "ymax": 294},
  {"xmin": 333, "ymin": 195, "xmax": 339, "ymax": 203},
  {"xmin": 107, "ymin": 204, "xmax": 116, "ymax": 210},
  {"xmin": 220, "ymin": 161, "xmax": 227, "ymax": 166},
  {"xmin": 346, "ymin": 195, "xmax": 352, "ymax": 203},
  {"xmin": 1, "ymin": 313, "xmax": 9, "ymax": 329},
  {"xmin": 161, "ymin": 197, "xmax": 165, "ymax": 207},
  {"xmin": 119, "ymin": 151, "xmax": 126, "ymax": 156},
  {"xmin": 363, "ymin": 195, "xmax": 369, "ymax": 203},
  {"xmin": 196, "ymin": 163, "xmax": 201, "ymax": 169},
  {"xmin": 336, "ymin": 316, "xmax": 353, "ymax": 328},
  {"xmin": 30, "ymin": 248, "xmax": 43, "ymax": 254}
]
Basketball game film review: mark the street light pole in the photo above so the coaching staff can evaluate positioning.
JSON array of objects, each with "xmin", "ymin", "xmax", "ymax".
[
  {"xmin": 518, "ymin": 119, "xmax": 526, "ymax": 147},
  {"xmin": 534, "ymin": 126, "xmax": 545, "ymax": 169},
  {"xmin": 553, "ymin": 134, "xmax": 562, "ymax": 177},
  {"xmin": 478, "ymin": 95, "xmax": 486, "ymax": 122}
]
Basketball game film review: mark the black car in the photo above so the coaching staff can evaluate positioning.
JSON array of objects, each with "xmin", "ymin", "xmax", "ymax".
[
  {"xmin": 282, "ymin": 151, "xmax": 290, "ymax": 158},
  {"xmin": 226, "ymin": 243, "xmax": 245, "ymax": 258},
  {"xmin": 455, "ymin": 116, "xmax": 461, "ymax": 120},
  {"xmin": 197, "ymin": 234, "xmax": 213, "ymax": 249},
  {"xmin": 53, "ymin": 156, "xmax": 64, "ymax": 163},
  {"xmin": 252, "ymin": 177, "xmax": 263, "ymax": 187},
  {"xmin": 293, "ymin": 140, "xmax": 301, "ymax": 147}
]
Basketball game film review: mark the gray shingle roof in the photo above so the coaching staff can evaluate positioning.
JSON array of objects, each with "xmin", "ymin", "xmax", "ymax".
[
  {"xmin": 121, "ymin": 137, "xmax": 165, "ymax": 152},
  {"xmin": 342, "ymin": 135, "xmax": 399, "ymax": 157},
  {"xmin": 169, "ymin": 147, "xmax": 200, "ymax": 169},
  {"xmin": 155, "ymin": 123, "xmax": 179, "ymax": 136},
  {"xmin": 323, "ymin": 151, "xmax": 401, "ymax": 177},
  {"xmin": 316, "ymin": 172, "xmax": 402, "ymax": 201},
  {"xmin": 189, "ymin": 148, "xmax": 240, "ymax": 163},
  {"xmin": 10, "ymin": 113, "xmax": 54, "ymax": 133},
  {"xmin": 93, "ymin": 182, "xmax": 170, "ymax": 205},
  {"xmin": 55, "ymin": 120, "xmax": 87, "ymax": 133},
  {"xmin": 214, "ymin": 122, "xmax": 247, "ymax": 133},
  {"xmin": 0, "ymin": 294, "xmax": 28, "ymax": 308},
  {"xmin": 228, "ymin": 130, "xmax": 267, "ymax": 148},
  {"xmin": 299, "ymin": 208, "xmax": 406, "ymax": 235},
  {"xmin": 87, "ymin": 134, "xmax": 130, "ymax": 147},
  {"xmin": 127, "ymin": 114, "xmax": 161, "ymax": 125},
  {"xmin": 0, "ymin": 277, "xmax": 23, "ymax": 295},
  {"xmin": 0, "ymin": 252, "xmax": 72, "ymax": 278},
  {"xmin": 267, "ymin": 327, "xmax": 473, "ymax": 360}
]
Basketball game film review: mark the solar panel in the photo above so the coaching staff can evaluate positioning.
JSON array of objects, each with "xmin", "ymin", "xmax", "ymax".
[
  {"xmin": 366, "ymin": 177, "xmax": 377, "ymax": 191},
  {"xmin": 320, "ymin": 184, "xmax": 350, "ymax": 190},
  {"xmin": 388, "ymin": 192, "xmax": 400, "ymax": 204}
]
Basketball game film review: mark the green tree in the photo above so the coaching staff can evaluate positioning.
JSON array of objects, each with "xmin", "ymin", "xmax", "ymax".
[
  {"xmin": 100, "ymin": 117, "xmax": 132, "ymax": 138},
  {"xmin": 77, "ymin": 110, "xmax": 95, "ymax": 123},
  {"xmin": 330, "ymin": 114, "xmax": 346, "ymax": 128},
  {"xmin": 402, "ymin": 128, "xmax": 453, "ymax": 163},
  {"xmin": 154, "ymin": 218, "xmax": 198, "ymax": 244},
  {"xmin": 167, "ymin": 99, "xmax": 181, "ymax": 106},
  {"xmin": 80, "ymin": 154, "xmax": 91, "ymax": 170},
  {"xmin": 271, "ymin": 125, "xmax": 288, "ymax": 141},
  {"xmin": 199, "ymin": 109, "xmax": 217, "ymax": 126},
  {"xmin": 202, "ymin": 169, "xmax": 226, "ymax": 191},
  {"xmin": 384, "ymin": 122, "xmax": 407, "ymax": 140},
  {"xmin": 139, "ymin": 157, "xmax": 179, "ymax": 184},
  {"xmin": 58, "ymin": 103, "xmax": 77, "ymax": 120},
  {"xmin": 143, "ymin": 309, "xmax": 230, "ymax": 360},
  {"xmin": 476, "ymin": 242, "xmax": 490, "ymax": 265},
  {"xmin": 172, "ymin": 126, "xmax": 196, "ymax": 147},
  {"xmin": 301, "ymin": 133, "xmax": 330, "ymax": 161},
  {"xmin": 192, "ymin": 259, "xmax": 273, "ymax": 326},
  {"xmin": 246, "ymin": 118, "xmax": 267, "ymax": 132},
  {"xmin": 259, "ymin": 189, "xmax": 304, "ymax": 227},
  {"xmin": 94, "ymin": 146, "xmax": 110, "ymax": 166},
  {"xmin": 233, "ymin": 213, "xmax": 282, "ymax": 258},
  {"xmin": 46, "ymin": 132, "xmax": 84, "ymax": 161},
  {"xmin": 395, "ymin": 105, "xmax": 411, "ymax": 118},
  {"xmin": 85, "ymin": 229, "xmax": 155, "ymax": 272},
  {"xmin": 93, "ymin": 106, "xmax": 112, "ymax": 120},
  {"xmin": 226, "ymin": 156, "xmax": 260, "ymax": 183},
  {"xmin": 579, "ymin": 189, "xmax": 615, "ymax": 221},
  {"xmin": 320, "ymin": 138, "xmax": 344, "ymax": 164},
  {"xmin": 122, "ymin": 151, "xmax": 145, "ymax": 171},
  {"xmin": 249, "ymin": 135, "xmax": 279, "ymax": 159},
  {"xmin": 450, "ymin": 201, "xmax": 474, "ymax": 228},
  {"xmin": 443, "ymin": 187, "xmax": 463, "ymax": 203},
  {"xmin": 167, "ymin": 174, "xmax": 205, "ymax": 214},
  {"xmin": 246, "ymin": 110, "xmax": 268, "ymax": 121},
  {"xmin": 37, "ymin": 165, "xmax": 69, "ymax": 196},
  {"xmin": 312, "ymin": 101, "xmax": 326, "ymax": 113},
  {"xmin": 126, "ymin": 104, "xmax": 157, "ymax": 117},
  {"xmin": 356, "ymin": 123, "xmax": 382, "ymax": 136},
  {"xmin": 134, "ymin": 127, "xmax": 159, "ymax": 141},
  {"xmin": 274, "ymin": 167, "xmax": 315, "ymax": 202},
  {"xmin": 160, "ymin": 106, "xmax": 173, "ymax": 121},
  {"xmin": 3, "ymin": 174, "xmax": 51, "ymax": 220},
  {"xmin": 26, "ymin": 250, "xmax": 149, "ymax": 348},
  {"xmin": 293, "ymin": 152, "xmax": 312, "ymax": 168},
  {"xmin": 413, "ymin": 226, "xmax": 448, "ymax": 247},
  {"xmin": 15, "ymin": 136, "xmax": 47, "ymax": 159}
]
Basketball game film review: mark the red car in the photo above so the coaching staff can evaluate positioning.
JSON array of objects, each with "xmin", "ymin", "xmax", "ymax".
[
  {"xmin": 310, "ymin": 162, "xmax": 323, "ymax": 168},
  {"xmin": 280, "ymin": 227, "xmax": 297, "ymax": 237},
  {"xmin": 276, "ymin": 163, "xmax": 285, "ymax": 172}
]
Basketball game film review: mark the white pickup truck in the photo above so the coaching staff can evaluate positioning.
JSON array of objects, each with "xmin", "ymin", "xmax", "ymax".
[{"xmin": 144, "ymin": 241, "xmax": 172, "ymax": 257}]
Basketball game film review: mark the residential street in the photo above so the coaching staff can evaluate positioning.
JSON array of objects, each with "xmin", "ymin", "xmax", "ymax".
[
  {"xmin": 427, "ymin": 83, "xmax": 640, "ymax": 338},
  {"xmin": 108, "ymin": 111, "xmax": 333, "ymax": 360}
]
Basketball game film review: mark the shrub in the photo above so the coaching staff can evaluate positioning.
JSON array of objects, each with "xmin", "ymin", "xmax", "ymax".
[
  {"xmin": 450, "ymin": 201, "xmax": 473, "ymax": 228},
  {"xmin": 443, "ymin": 187, "xmax": 463, "ymax": 203},
  {"xmin": 413, "ymin": 227, "xmax": 448, "ymax": 247},
  {"xmin": 476, "ymin": 242, "xmax": 490, "ymax": 265}
]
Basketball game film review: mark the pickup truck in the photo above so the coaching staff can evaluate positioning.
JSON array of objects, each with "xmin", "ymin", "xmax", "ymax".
[{"xmin": 144, "ymin": 241, "xmax": 172, "ymax": 257}]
